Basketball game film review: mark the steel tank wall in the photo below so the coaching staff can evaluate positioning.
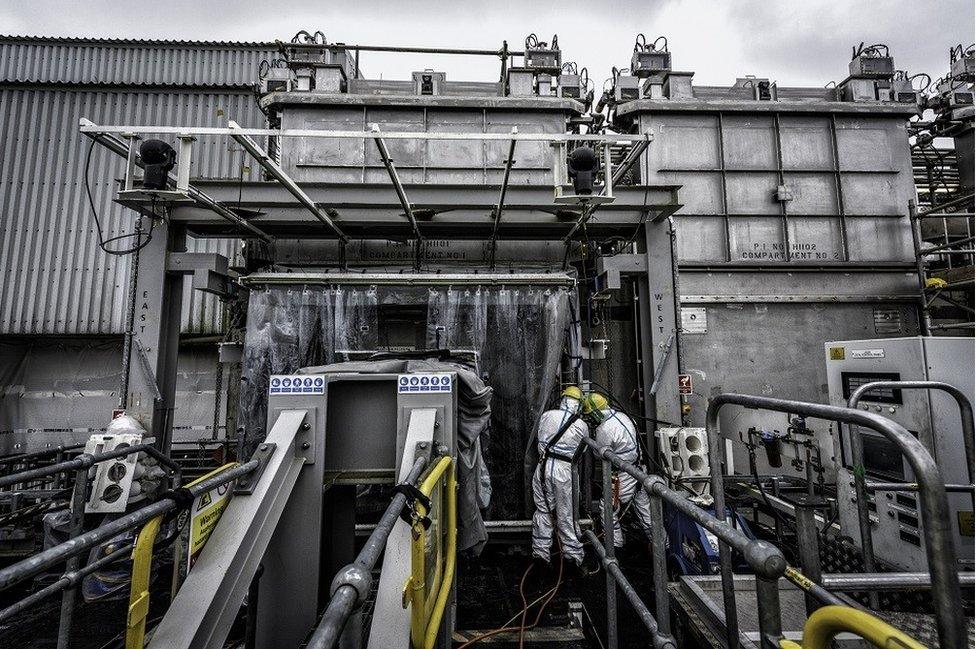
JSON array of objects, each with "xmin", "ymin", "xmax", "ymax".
[
  {"xmin": 274, "ymin": 97, "xmax": 581, "ymax": 185},
  {"xmin": 632, "ymin": 104, "xmax": 921, "ymax": 474}
]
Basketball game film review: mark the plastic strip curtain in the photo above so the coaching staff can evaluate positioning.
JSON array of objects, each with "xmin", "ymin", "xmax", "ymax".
[
  {"xmin": 240, "ymin": 285, "xmax": 378, "ymax": 451},
  {"xmin": 240, "ymin": 283, "xmax": 570, "ymax": 518}
]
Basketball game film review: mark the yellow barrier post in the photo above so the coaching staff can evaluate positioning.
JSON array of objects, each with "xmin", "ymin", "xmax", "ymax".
[
  {"xmin": 124, "ymin": 463, "xmax": 239, "ymax": 649},
  {"xmin": 403, "ymin": 456, "xmax": 457, "ymax": 649}
]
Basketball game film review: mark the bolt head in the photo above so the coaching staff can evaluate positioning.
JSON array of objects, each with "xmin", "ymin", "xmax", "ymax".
[
  {"xmin": 259, "ymin": 444, "xmax": 268, "ymax": 451},
  {"xmin": 302, "ymin": 442, "xmax": 311, "ymax": 450}
]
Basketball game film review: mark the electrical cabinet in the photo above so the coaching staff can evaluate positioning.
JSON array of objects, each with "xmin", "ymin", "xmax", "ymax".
[{"xmin": 824, "ymin": 336, "xmax": 975, "ymax": 571}]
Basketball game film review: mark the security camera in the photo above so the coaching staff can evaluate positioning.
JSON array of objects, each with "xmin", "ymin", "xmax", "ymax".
[
  {"xmin": 139, "ymin": 139, "xmax": 177, "ymax": 190},
  {"xmin": 568, "ymin": 146, "xmax": 599, "ymax": 195}
]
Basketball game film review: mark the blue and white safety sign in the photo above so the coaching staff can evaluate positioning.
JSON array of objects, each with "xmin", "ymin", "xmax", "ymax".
[
  {"xmin": 397, "ymin": 373, "xmax": 453, "ymax": 394},
  {"xmin": 269, "ymin": 374, "xmax": 326, "ymax": 395}
]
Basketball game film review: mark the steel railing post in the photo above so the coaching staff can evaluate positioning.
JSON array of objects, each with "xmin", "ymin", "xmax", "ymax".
[
  {"xmin": 648, "ymin": 494, "xmax": 671, "ymax": 637},
  {"xmin": 602, "ymin": 456, "xmax": 618, "ymax": 649},
  {"xmin": 755, "ymin": 576, "xmax": 784, "ymax": 649},
  {"xmin": 705, "ymin": 408, "xmax": 740, "ymax": 649},
  {"xmin": 56, "ymin": 466, "xmax": 88, "ymax": 649},
  {"xmin": 793, "ymin": 501, "xmax": 823, "ymax": 614}
]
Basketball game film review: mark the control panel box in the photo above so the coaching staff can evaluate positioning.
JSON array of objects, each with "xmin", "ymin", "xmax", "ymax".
[{"xmin": 824, "ymin": 336, "xmax": 974, "ymax": 571}]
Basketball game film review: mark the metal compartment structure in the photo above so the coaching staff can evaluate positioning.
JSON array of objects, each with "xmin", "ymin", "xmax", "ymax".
[{"xmin": 614, "ymin": 77, "xmax": 923, "ymax": 473}]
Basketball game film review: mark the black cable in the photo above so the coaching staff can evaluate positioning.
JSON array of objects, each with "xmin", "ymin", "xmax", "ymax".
[{"xmin": 84, "ymin": 139, "xmax": 157, "ymax": 256}]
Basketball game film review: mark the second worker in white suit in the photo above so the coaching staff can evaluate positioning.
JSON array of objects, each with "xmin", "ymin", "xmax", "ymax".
[
  {"xmin": 531, "ymin": 386, "xmax": 588, "ymax": 566},
  {"xmin": 583, "ymin": 392, "xmax": 654, "ymax": 548}
]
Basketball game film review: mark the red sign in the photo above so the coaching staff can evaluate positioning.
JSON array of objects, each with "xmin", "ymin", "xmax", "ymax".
[{"xmin": 677, "ymin": 374, "xmax": 693, "ymax": 395}]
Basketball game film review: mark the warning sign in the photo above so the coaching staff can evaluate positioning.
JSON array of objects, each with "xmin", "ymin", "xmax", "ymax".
[
  {"xmin": 187, "ymin": 481, "xmax": 232, "ymax": 570},
  {"xmin": 678, "ymin": 374, "xmax": 693, "ymax": 395},
  {"xmin": 173, "ymin": 471, "xmax": 235, "ymax": 593}
]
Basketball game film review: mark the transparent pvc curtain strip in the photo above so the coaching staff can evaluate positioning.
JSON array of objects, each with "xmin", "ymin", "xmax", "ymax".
[
  {"xmin": 426, "ymin": 285, "xmax": 570, "ymax": 519},
  {"xmin": 240, "ymin": 285, "xmax": 379, "ymax": 450},
  {"xmin": 240, "ymin": 283, "xmax": 571, "ymax": 519}
]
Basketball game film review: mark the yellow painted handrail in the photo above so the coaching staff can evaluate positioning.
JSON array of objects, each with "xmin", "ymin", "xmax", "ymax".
[
  {"xmin": 125, "ymin": 463, "xmax": 239, "ymax": 649},
  {"xmin": 404, "ymin": 455, "xmax": 456, "ymax": 649},
  {"xmin": 780, "ymin": 605, "xmax": 926, "ymax": 649}
]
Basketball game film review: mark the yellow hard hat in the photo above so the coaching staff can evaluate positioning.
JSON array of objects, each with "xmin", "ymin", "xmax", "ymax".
[
  {"xmin": 561, "ymin": 385, "xmax": 584, "ymax": 402},
  {"xmin": 582, "ymin": 392, "xmax": 609, "ymax": 414}
]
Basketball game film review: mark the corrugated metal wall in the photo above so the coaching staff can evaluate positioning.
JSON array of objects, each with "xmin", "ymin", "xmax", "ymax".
[
  {"xmin": 0, "ymin": 37, "xmax": 274, "ymax": 87},
  {"xmin": 0, "ymin": 37, "xmax": 273, "ymax": 335}
]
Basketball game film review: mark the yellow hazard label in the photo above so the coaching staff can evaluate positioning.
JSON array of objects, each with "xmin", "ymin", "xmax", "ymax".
[
  {"xmin": 785, "ymin": 566, "xmax": 814, "ymax": 591},
  {"xmin": 188, "ymin": 484, "xmax": 232, "ymax": 567},
  {"xmin": 828, "ymin": 346, "xmax": 845, "ymax": 360}
]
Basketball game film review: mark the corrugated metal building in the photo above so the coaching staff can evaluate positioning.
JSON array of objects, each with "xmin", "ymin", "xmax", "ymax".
[
  {"xmin": 0, "ymin": 36, "xmax": 274, "ymax": 335},
  {"xmin": 0, "ymin": 36, "xmax": 274, "ymax": 440}
]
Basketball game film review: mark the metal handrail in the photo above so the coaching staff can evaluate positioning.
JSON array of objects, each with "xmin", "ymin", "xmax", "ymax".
[
  {"xmin": 778, "ymin": 605, "xmax": 926, "ymax": 649},
  {"xmin": 706, "ymin": 393, "xmax": 966, "ymax": 649},
  {"xmin": 0, "ymin": 460, "xmax": 258, "ymax": 592},
  {"xmin": 0, "ymin": 442, "xmax": 180, "ymax": 490},
  {"xmin": 406, "ymin": 456, "xmax": 457, "ymax": 649},
  {"xmin": 125, "ymin": 463, "xmax": 240, "ymax": 649},
  {"xmin": 306, "ymin": 454, "xmax": 429, "ymax": 649},
  {"xmin": 845, "ymin": 380, "xmax": 973, "ymax": 613},
  {"xmin": 580, "ymin": 435, "xmax": 793, "ymax": 649},
  {"xmin": 583, "ymin": 529, "xmax": 676, "ymax": 649}
]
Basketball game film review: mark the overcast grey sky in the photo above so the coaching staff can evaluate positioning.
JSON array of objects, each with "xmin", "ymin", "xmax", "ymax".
[{"xmin": 3, "ymin": 1, "xmax": 973, "ymax": 88}]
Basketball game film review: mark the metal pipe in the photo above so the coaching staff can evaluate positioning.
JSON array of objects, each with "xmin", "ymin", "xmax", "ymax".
[
  {"xmin": 81, "ymin": 124, "xmax": 655, "ymax": 143},
  {"xmin": 928, "ymin": 322, "xmax": 975, "ymax": 331},
  {"xmin": 0, "ymin": 442, "xmax": 177, "ymax": 490},
  {"xmin": 0, "ymin": 461, "xmax": 257, "ymax": 592},
  {"xmin": 601, "ymin": 456, "xmax": 618, "ymax": 649},
  {"xmin": 0, "ymin": 443, "xmax": 87, "ymax": 467},
  {"xmin": 706, "ymin": 393, "xmax": 965, "ymax": 649},
  {"xmin": 55, "ymin": 466, "xmax": 88, "ymax": 649},
  {"xmin": 611, "ymin": 134, "xmax": 652, "ymax": 186},
  {"xmin": 488, "ymin": 128, "xmax": 518, "ymax": 269},
  {"xmin": 917, "ymin": 192, "xmax": 976, "ymax": 217},
  {"xmin": 755, "ymin": 577, "xmax": 784, "ymax": 649},
  {"xmin": 581, "ymin": 438, "xmax": 786, "ymax": 578},
  {"xmin": 229, "ymin": 121, "xmax": 348, "ymax": 243},
  {"xmin": 865, "ymin": 481, "xmax": 974, "ymax": 493},
  {"xmin": 584, "ymin": 530, "xmax": 676, "ymax": 649},
  {"xmin": 242, "ymin": 272, "xmax": 576, "ymax": 287},
  {"xmin": 280, "ymin": 41, "xmax": 525, "ymax": 57},
  {"xmin": 648, "ymin": 496, "xmax": 672, "ymax": 637},
  {"xmin": 793, "ymin": 505, "xmax": 822, "ymax": 614},
  {"xmin": 0, "ymin": 542, "xmax": 132, "ymax": 623},
  {"xmin": 370, "ymin": 124, "xmax": 423, "ymax": 246},
  {"xmin": 781, "ymin": 566, "xmax": 846, "ymax": 607},
  {"xmin": 821, "ymin": 572, "xmax": 976, "ymax": 591},
  {"xmin": 307, "ymin": 455, "xmax": 428, "ymax": 649}
]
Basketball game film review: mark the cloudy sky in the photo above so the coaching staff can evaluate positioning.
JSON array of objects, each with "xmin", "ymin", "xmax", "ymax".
[{"xmin": 3, "ymin": 1, "xmax": 973, "ymax": 88}]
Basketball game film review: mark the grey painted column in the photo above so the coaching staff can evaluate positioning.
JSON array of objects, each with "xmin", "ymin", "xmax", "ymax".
[{"xmin": 124, "ymin": 223, "xmax": 186, "ymax": 455}]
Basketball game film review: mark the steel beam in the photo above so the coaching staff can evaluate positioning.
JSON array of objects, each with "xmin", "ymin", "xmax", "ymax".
[
  {"xmin": 370, "ymin": 124, "xmax": 423, "ymax": 245},
  {"xmin": 488, "ymin": 127, "xmax": 518, "ymax": 268},
  {"xmin": 229, "ymin": 120, "xmax": 348, "ymax": 243},
  {"xmin": 147, "ymin": 410, "xmax": 312, "ymax": 649}
]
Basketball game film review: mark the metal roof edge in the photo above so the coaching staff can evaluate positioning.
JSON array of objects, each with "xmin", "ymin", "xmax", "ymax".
[{"xmin": 0, "ymin": 34, "xmax": 277, "ymax": 48}]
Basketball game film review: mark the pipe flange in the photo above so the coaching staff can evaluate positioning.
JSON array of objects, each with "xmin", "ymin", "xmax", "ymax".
[{"xmin": 330, "ymin": 563, "xmax": 373, "ymax": 603}]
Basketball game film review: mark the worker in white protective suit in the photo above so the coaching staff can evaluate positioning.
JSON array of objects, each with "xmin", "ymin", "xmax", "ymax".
[
  {"xmin": 583, "ymin": 392, "xmax": 654, "ymax": 548},
  {"xmin": 531, "ymin": 386, "xmax": 588, "ymax": 566}
]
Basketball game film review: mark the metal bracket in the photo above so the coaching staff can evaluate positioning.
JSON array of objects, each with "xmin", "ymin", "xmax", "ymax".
[
  {"xmin": 648, "ymin": 329, "xmax": 676, "ymax": 397},
  {"xmin": 234, "ymin": 443, "xmax": 277, "ymax": 495},
  {"xmin": 594, "ymin": 253, "xmax": 648, "ymax": 296},
  {"xmin": 167, "ymin": 252, "xmax": 233, "ymax": 298},
  {"xmin": 134, "ymin": 339, "xmax": 163, "ymax": 402}
]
